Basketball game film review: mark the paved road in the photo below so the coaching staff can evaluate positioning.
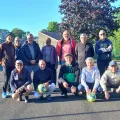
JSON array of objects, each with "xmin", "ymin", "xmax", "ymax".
[{"xmin": 0, "ymin": 69, "xmax": 120, "ymax": 120}]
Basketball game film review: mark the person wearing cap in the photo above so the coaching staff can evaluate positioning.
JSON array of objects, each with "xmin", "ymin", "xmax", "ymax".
[
  {"xmin": 0, "ymin": 32, "xmax": 15, "ymax": 98},
  {"xmin": 14, "ymin": 37, "xmax": 24, "ymax": 61},
  {"xmin": 75, "ymin": 33, "xmax": 94, "ymax": 71},
  {"xmin": 22, "ymin": 33, "xmax": 42, "ymax": 74},
  {"xmin": 100, "ymin": 61, "xmax": 120, "ymax": 100},
  {"xmin": 10, "ymin": 60, "xmax": 33, "ymax": 103},
  {"xmin": 58, "ymin": 53, "xmax": 80, "ymax": 98},
  {"xmin": 56, "ymin": 30, "xmax": 76, "ymax": 65},
  {"xmin": 95, "ymin": 30, "xmax": 113, "ymax": 76},
  {"xmin": 33, "ymin": 60, "xmax": 55, "ymax": 101},
  {"xmin": 78, "ymin": 57, "xmax": 101, "ymax": 96}
]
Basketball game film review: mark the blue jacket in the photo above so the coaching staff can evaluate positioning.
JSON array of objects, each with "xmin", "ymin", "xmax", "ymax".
[
  {"xmin": 15, "ymin": 46, "xmax": 24, "ymax": 61},
  {"xmin": 33, "ymin": 68, "xmax": 54, "ymax": 91},
  {"xmin": 10, "ymin": 68, "xmax": 32, "ymax": 92},
  {"xmin": 22, "ymin": 41, "xmax": 42, "ymax": 65},
  {"xmin": 95, "ymin": 38, "xmax": 112, "ymax": 60}
]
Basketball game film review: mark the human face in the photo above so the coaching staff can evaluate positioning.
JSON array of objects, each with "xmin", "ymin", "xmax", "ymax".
[
  {"xmin": 65, "ymin": 56, "xmax": 73, "ymax": 65},
  {"xmin": 86, "ymin": 60, "xmax": 94, "ymax": 69},
  {"xmin": 27, "ymin": 34, "xmax": 34, "ymax": 44},
  {"xmin": 46, "ymin": 38, "xmax": 51, "ymax": 45},
  {"xmin": 15, "ymin": 63, "xmax": 23, "ymax": 72},
  {"xmin": 39, "ymin": 60, "xmax": 46, "ymax": 70},
  {"xmin": 6, "ymin": 35, "xmax": 14, "ymax": 43},
  {"xmin": 63, "ymin": 30, "xmax": 70, "ymax": 41},
  {"xmin": 15, "ymin": 37, "xmax": 21, "ymax": 47},
  {"xmin": 109, "ymin": 66, "xmax": 118, "ymax": 73},
  {"xmin": 80, "ymin": 34, "xmax": 88, "ymax": 44},
  {"xmin": 99, "ymin": 30, "xmax": 106, "ymax": 40}
]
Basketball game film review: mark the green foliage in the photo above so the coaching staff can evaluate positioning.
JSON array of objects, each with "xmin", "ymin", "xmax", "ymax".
[
  {"xmin": 47, "ymin": 22, "xmax": 59, "ymax": 32},
  {"xmin": 12, "ymin": 28, "xmax": 26, "ymax": 38},
  {"xmin": 59, "ymin": 0, "xmax": 120, "ymax": 41},
  {"xmin": 41, "ymin": 29, "xmax": 48, "ymax": 32},
  {"xmin": 109, "ymin": 28, "xmax": 120, "ymax": 58}
]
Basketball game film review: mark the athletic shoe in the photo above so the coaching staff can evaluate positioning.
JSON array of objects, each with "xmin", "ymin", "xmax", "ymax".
[{"xmin": 2, "ymin": 92, "xmax": 7, "ymax": 98}]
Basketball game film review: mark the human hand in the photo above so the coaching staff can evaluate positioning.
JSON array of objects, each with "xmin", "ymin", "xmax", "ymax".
[
  {"xmin": 116, "ymin": 88, "xmax": 120, "ymax": 93},
  {"xmin": 63, "ymin": 82, "xmax": 68, "ymax": 88},
  {"xmin": 30, "ymin": 60, "xmax": 36, "ymax": 64},
  {"xmin": 92, "ymin": 88, "xmax": 97, "ymax": 94},
  {"xmin": 104, "ymin": 91, "xmax": 110, "ymax": 99}
]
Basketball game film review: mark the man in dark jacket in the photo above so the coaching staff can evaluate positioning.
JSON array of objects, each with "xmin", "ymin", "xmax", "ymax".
[
  {"xmin": 33, "ymin": 60, "xmax": 55, "ymax": 101},
  {"xmin": 95, "ymin": 30, "xmax": 112, "ymax": 76},
  {"xmin": 22, "ymin": 33, "xmax": 42, "ymax": 74},
  {"xmin": 58, "ymin": 53, "xmax": 80, "ymax": 98},
  {"xmin": 0, "ymin": 32, "xmax": 15, "ymax": 98},
  {"xmin": 10, "ymin": 60, "xmax": 32, "ymax": 103},
  {"xmin": 75, "ymin": 33, "xmax": 94, "ymax": 71}
]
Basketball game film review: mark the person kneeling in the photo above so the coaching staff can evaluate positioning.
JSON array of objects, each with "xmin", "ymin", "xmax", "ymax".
[
  {"xmin": 78, "ymin": 57, "xmax": 101, "ymax": 98},
  {"xmin": 58, "ymin": 53, "xmax": 80, "ymax": 98},
  {"xmin": 10, "ymin": 60, "xmax": 33, "ymax": 103},
  {"xmin": 33, "ymin": 60, "xmax": 55, "ymax": 101},
  {"xmin": 100, "ymin": 61, "xmax": 120, "ymax": 100}
]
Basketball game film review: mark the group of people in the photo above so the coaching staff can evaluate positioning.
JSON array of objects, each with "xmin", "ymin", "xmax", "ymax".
[{"xmin": 0, "ymin": 29, "xmax": 120, "ymax": 103}]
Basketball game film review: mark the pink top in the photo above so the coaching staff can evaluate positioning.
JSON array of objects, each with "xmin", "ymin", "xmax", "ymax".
[{"xmin": 61, "ymin": 41, "xmax": 71, "ymax": 60}]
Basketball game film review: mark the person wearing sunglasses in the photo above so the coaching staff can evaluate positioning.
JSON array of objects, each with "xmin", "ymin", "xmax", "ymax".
[
  {"xmin": 10, "ymin": 60, "xmax": 33, "ymax": 103},
  {"xmin": 95, "ymin": 30, "xmax": 113, "ymax": 77}
]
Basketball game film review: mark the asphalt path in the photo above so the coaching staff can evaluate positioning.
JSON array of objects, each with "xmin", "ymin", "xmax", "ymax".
[{"xmin": 0, "ymin": 65, "xmax": 120, "ymax": 120}]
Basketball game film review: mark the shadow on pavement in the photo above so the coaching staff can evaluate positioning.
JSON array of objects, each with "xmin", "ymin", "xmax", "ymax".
[{"xmin": 11, "ymin": 109, "xmax": 120, "ymax": 120}]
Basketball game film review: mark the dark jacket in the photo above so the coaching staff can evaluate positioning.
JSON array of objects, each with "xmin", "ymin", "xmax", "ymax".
[
  {"xmin": 95, "ymin": 38, "xmax": 112, "ymax": 60},
  {"xmin": 22, "ymin": 41, "xmax": 42, "ymax": 65},
  {"xmin": 75, "ymin": 42, "xmax": 94, "ymax": 61},
  {"xmin": 33, "ymin": 68, "xmax": 54, "ymax": 91},
  {"xmin": 10, "ymin": 68, "xmax": 32, "ymax": 92},
  {"xmin": 58, "ymin": 63, "xmax": 80, "ymax": 85},
  {"xmin": 15, "ymin": 46, "xmax": 24, "ymax": 62},
  {"xmin": 0, "ymin": 41, "xmax": 15, "ymax": 67},
  {"xmin": 42, "ymin": 45, "xmax": 58, "ymax": 66}
]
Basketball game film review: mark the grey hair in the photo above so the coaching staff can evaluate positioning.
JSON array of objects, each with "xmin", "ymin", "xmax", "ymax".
[
  {"xmin": 80, "ymin": 33, "xmax": 88, "ymax": 38},
  {"xmin": 85, "ymin": 57, "xmax": 94, "ymax": 63}
]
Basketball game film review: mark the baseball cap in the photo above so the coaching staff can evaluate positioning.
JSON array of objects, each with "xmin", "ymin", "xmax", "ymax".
[
  {"xmin": 64, "ymin": 53, "xmax": 73, "ymax": 57},
  {"xmin": 109, "ymin": 61, "xmax": 117, "ymax": 66}
]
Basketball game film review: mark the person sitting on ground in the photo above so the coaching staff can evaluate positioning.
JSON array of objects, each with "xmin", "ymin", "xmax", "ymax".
[
  {"xmin": 100, "ymin": 61, "xmax": 120, "ymax": 100},
  {"xmin": 33, "ymin": 60, "xmax": 55, "ymax": 101},
  {"xmin": 10, "ymin": 60, "xmax": 33, "ymax": 103},
  {"xmin": 58, "ymin": 53, "xmax": 80, "ymax": 98},
  {"xmin": 78, "ymin": 57, "xmax": 101, "ymax": 96}
]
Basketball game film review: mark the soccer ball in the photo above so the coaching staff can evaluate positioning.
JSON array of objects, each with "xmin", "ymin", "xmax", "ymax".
[
  {"xmin": 38, "ymin": 84, "xmax": 47, "ymax": 93},
  {"xmin": 87, "ymin": 93, "xmax": 96, "ymax": 102}
]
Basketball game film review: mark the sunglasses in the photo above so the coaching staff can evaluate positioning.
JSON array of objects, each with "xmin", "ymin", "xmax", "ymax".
[{"xmin": 99, "ymin": 33, "xmax": 105, "ymax": 36}]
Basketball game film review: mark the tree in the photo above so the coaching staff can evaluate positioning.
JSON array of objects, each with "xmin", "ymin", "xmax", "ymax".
[
  {"xmin": 12, "ymin": 28, "xmax": 26, "ymax": 38},
  {"xmin": 47, "ymin": 21, "xmax": 59, "ymax": 32},
  {"xmin": 41, "ymin": 29, "xmax": 48, "ymax": 32},
  {"xmin": 109, "ymin": 10, "xmax": 120, "ymax": 58},
  {"xmin": 59, "ymin": 0, "xmax": 120, "ymax": 41}
]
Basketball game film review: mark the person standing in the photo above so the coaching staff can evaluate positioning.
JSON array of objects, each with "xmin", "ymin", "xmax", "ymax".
[
  {"xmin": 14, "ymin": 37, "xmax": 24, "ymax": 61},
  {"xmin": 0, "ymin": 32, "xmax": 15, "ymax": 98},
  {"xmin": 75, "ymin": 33, "xmax": 94, "ymax": 71},
  {"xmin": 22, "ymin": 33, "xmax": 42, "ymax": 74},
  {"xmin": 42, "ymin": 38, "xmax": 58, "ymax": 84},
  {"xmin": 56, "ymin": 30, "xmax": 76, "ymax": 65},
  {"xmin": 95, "ymin": 30, "xmax": 113, "ymax": 76}
]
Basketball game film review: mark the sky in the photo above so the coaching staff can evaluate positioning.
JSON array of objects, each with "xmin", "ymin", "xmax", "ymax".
[{"xmin": 0, "ymin": 0, "xmax": 120, "ymax": 36}]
